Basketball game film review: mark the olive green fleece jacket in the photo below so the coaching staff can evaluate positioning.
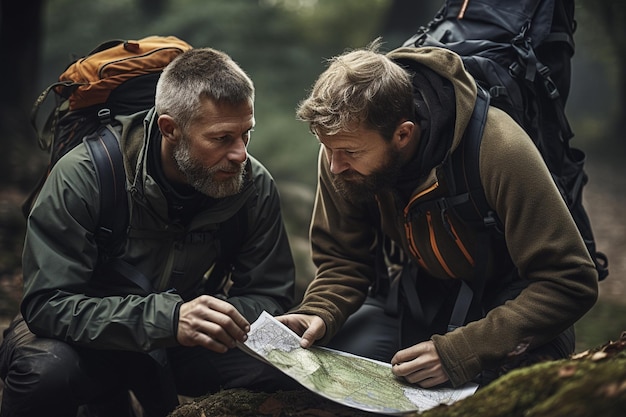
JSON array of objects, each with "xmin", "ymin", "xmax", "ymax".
[
  {"xmin": 290, "ymin": 47, "xmax": 598, "ymax": 387},
  {"xmin": 21, "ymin": 109, "xmax": 295, "ymax": 352}
]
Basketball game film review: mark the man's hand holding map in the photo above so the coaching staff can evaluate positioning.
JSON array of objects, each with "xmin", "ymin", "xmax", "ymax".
[{"xmin": 238, "ymin": 311, "xmax": 477, "ymax": 416}]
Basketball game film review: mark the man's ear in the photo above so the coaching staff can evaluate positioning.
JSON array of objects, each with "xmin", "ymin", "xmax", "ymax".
[
  {"xmin": 394, "ymin": 120, "xmax": 418, "ymax": 150},
  {"xmin": 157, "ymin": 115, "xmax": 179, "ymax": 145}
]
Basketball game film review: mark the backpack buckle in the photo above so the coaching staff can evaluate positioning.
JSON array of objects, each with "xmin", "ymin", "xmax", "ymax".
[
  {"xmin": 538, "ymin": 65, "xmax": 561, "ymax": 100},
  {"xmin": 483, "ymin": 210, "xmax": 504, "ymax": 234},
  {"xmin": 97, "ymin": 108, "xmax": 112, "ymax": 125},
  {"xmin": 483, "ymin": 211, "xmax": 498, "ymax": 229}
]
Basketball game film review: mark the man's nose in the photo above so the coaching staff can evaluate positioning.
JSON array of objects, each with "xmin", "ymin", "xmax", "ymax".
[
  {"xmin": 329, "ymin": 152, "xmax": 349, "ymax": 174},
  {"xmin": 228, "ymin": 138, "xmax": 248, "ymax": 163}
]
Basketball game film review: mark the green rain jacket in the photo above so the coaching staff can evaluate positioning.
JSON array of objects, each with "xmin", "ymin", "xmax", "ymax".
[
  {"xmin": 290, "ymin": 47, "xmax": 598, "ymax": 387},
  {"xmin": 21, "ymin": 108, "xmax": 295, "ymax": 352}
]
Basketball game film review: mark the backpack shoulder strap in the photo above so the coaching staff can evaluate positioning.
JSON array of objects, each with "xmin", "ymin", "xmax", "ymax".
[
  {"xmin": 450, "ymin": 85, "xmax": 500, "ymax": 232},
  {"xmin": 84, "ymin": 121, "xmax": 159, "ymax": 294},
  {"xmin": 82, "ymin": 120, "xmax": 128, "ymax": 255},
  {"xmin": 447, "ymin": 85, "xmax": 499, "ymax": 329},
  {"xmin": 462, "ymin": 87, "xmax": 496, "ymax": 226}
]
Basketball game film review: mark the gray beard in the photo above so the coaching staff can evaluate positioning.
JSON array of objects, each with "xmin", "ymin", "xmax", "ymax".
[{"xmin": 173, "ymin": 138, "xmax": 245, "ymax": 199}]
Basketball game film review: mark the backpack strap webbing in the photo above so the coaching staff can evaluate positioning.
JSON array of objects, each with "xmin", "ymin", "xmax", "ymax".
[
  {"xmin": 447, "ymin": 86, "xmax": 494, "ymax": 330},
  {"xmin": 457, "ymin": 86, "xmax": 497, "ymax": 231},
  {"xmin": 83, "ymin": 124, "xmax": 129, "ymax": 255},
  {"xmin": 84, "ymin": 124, "xmax": 161, "ymax": 295}
]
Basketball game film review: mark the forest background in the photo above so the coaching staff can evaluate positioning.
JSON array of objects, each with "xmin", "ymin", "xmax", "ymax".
[{"xmin": 0, "ymin": 0, "xmax": 625, "ymax": 352}]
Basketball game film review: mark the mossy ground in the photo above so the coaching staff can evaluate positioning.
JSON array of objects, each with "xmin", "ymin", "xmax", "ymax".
[{"xmin": 169, "ymin": 333, "xmax": 626, "ymax": 417}]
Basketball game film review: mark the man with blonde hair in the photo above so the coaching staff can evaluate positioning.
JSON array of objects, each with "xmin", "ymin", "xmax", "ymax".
[{"xmin": 278, "ymin": 40, "xmax": 598, "ymax": 389}]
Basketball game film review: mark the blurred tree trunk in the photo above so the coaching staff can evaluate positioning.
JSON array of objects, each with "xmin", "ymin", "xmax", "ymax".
[
  {"xmin": 0, "ymin": 0, "xmax": 43, "ymax": 188},
  {"xmin": 380, "ymin": 0, "xmax": 442, "ymax": 48},
  {"xmin": 584, "ymin": 0, "xmax": 626, "ymax": 139}
]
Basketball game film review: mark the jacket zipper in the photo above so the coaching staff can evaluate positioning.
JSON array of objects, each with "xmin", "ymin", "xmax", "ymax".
[
  {"xmin": 157, "ymin": 239, "xmax": 177, "ymax": 291},
  {"xmin": 444, "ymin": 211, "xmax": 475, "ymax": 267},
  {"xmin": 426, "ymin": 211, "xmax": 457, "ymax": 278},
  {"xmin": 404, "ymin": 220, "xmax": 428, "ymax": 270},
  {"xmin": 403, "ymin": 182, "xmax": 439, "ymax": 270},
  {"xmin": 458, "ymin": 0, "xmax": 470, "ymax": 19}
]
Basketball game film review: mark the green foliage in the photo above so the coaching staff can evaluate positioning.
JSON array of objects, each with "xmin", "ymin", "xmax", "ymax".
[
  {"xmin": 267, "ymin": 0, "xmax": 390, "ymax": 48},
  {"xmin": 40, "ymin": 0, "xmax": 390, "ymax": 190}
]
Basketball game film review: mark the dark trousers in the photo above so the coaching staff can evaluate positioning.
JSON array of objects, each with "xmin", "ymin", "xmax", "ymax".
[
  {"xmin": 326, "ymin": 295, "xmax": 399, "ymax": 363},
  {"xmin": 0, "ymin": 315, "xmax": 300, "ymax": 417}
]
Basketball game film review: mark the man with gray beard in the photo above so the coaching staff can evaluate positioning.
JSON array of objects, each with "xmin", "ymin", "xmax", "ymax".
[
  {"xmin": 0, "ymin": 47, "xmax": 298, "ymax": 417},
  {"xmin": 173, "ymin": 127, "xmax": 247, "ymax": 199}
]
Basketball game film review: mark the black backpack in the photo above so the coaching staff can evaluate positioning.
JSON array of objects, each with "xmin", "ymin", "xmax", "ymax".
[{"xmin": 402, "ymin": 0, "xmax": 609, "ymax": 284}]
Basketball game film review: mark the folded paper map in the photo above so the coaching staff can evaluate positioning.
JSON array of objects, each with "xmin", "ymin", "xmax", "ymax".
[{"xmin": 238, "ymin": 311, "xmax": 477, "ymax": 416}]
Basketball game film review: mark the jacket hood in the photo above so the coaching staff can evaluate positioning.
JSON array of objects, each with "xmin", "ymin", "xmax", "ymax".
[{"xmin": 387, "ymin": 46, "xmax": 477, "ymax": 155}]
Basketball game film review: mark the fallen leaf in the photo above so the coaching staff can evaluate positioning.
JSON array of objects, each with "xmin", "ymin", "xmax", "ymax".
[{"xmin": 558, "ymin": 364, "xmax": 577, "ymax": 378}]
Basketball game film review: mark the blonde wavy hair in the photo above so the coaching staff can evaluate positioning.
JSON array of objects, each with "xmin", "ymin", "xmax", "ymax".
[{"xmin": 296, "ymin": 39, "xmax": 414, "ymax": 140}]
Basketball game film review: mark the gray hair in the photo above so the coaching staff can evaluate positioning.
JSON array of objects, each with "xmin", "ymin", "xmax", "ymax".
[{"xmin": 155, "ymin": 48, "xmax": 255, "ymax": 131}]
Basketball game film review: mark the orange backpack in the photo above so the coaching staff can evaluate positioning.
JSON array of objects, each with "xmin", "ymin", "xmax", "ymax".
[
  {"xmin": 24, "ymin": 36, "xmax": 193, "ymax": 255},
  {"xmin": 31, "ymin": 35, "xmax": 192, "ymax": 153}
]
